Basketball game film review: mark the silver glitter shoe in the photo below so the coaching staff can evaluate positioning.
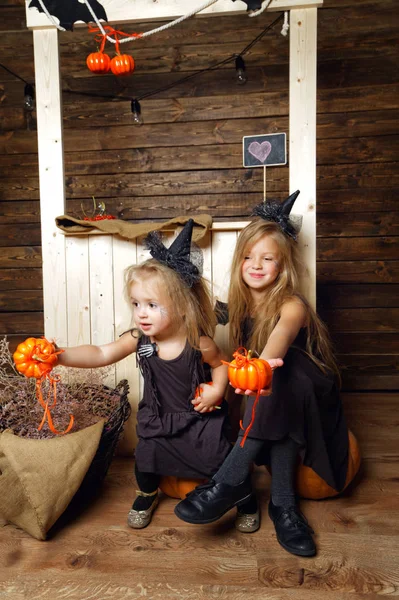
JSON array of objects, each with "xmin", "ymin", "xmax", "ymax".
[
  {"xmin": 127, "ymin": 495, "xmax": 159, "ymax": 529},
  {"xmin": 235, "ymin": 508, "xmax": 260, "ymax": 533}
]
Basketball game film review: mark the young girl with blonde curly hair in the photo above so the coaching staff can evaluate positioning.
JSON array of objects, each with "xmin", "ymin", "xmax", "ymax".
[{"xmin": 57, "ymin": 220, "xmax": 233, "ymax": 529}]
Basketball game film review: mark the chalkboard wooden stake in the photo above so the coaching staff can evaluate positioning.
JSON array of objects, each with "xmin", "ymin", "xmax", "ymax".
[{"xmin": 263, "ymin": 166, "xmax": 267, "ymax": 202}]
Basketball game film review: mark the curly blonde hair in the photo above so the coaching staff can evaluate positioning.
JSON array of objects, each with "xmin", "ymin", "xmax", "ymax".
[
  {"xmin": 124, "ymin": 259, "xmax": 216, "ymax": 349},
  {"xmin": 228, "ymin": 219, "xmax": 340, "ymax": 382}
]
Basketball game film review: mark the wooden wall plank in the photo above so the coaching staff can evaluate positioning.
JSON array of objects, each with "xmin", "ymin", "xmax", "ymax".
[
  {"xmin": 317, "ymin": 237, "xmax": 399, "ymax": 261},
  {"xmin": 0, "ymin": 224, "xmax": 41, "ymax": 246},
  {"xmin": 0, "ymin": 312, "xmax": 43, "ymax": 333},
  {"xmin": 318, "ymin": 284, "xmax": 399, "ymax": 308},
  {"xmin": 0, "ymin": 246, "xmax": 41, "ymax": 268},
  {"xmin": 321, "ymin": 308, "xmax": 398, "ymax": 333},
  {"xmin": 33, "ymin": 28, "xmax": 68, "ymax": 346},
  {"xmin": 65, "ymin": 236, "xmax": 90, "ymax": 347},
  {"xmin": 317, "ymin": 261, "xmax": 399, "ymax": 284},
  {"xmin": 0, "ymin": 289, "xmax": 43, "ymax": 311},
  {"xmin": 0, "ymin": 201, "xmax": 40, "ymax": 223},
  {"xmin": 112, "ymin": 236, "xmax": 140, "ymax": 455},
  {"xmin": 88, "ymin": 235, "xmax": 116, "ymax": 387},
  {"xmin": 0, "ymin": 268, "xmax": 42, "ymax": 290},
  {"xmin": 333, "ymin": 333, "xmax": 399, "ymax": 355}
]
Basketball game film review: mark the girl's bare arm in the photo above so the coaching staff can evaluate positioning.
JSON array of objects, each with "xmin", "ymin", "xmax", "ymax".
[
  {"xmin": 192, "ymin": 337, "xmax": 228, "ymax": 413},
  {"xmin": 57, "ymin": 330, "xmax": 138, "ymax": 368},
  {"xmin": 232, "ymin": 299, "xmax": 305, "ymax": 396},
  {"xmin": 259, "ymin": 297, "xmax": 307, "ymax": 362}
]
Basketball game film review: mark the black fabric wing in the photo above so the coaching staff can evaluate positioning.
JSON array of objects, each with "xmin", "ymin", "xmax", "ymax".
[{"xmin": 28, "ymin": 0, "xmax": 108, "ymax": 31}]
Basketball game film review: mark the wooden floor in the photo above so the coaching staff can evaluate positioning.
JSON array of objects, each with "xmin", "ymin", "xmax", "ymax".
[{"xmin": 1, "ymin": 392, "xmax": 398, "ymax": 600}]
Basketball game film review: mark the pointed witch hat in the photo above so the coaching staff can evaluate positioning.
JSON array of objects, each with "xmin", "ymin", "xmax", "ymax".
[
  {"xmin": 251, "ymin": 190, "xmax": 302, "ymax": 241},
  {"xmin": 145, "ymin": 218, "xmax": 201, "ymax": 287}
]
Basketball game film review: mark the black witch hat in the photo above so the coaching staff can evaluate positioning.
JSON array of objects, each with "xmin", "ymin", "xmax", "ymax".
[
  {"xmin": 144, "ymin": 219, "xmax": 201, "ymax": 288},
  {"xmin": 251, "ymin": 190, "xmax": 302, "ymax": 241}
]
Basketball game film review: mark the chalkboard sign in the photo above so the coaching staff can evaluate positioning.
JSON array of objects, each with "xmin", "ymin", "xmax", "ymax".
[{"xmin": 243, "ymin": 133, "xmax": 287, "ymax": 168}]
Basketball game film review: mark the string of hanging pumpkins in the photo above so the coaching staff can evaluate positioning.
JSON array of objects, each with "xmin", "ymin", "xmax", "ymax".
[{"xmin": 35, "ymin": 0, "xmax": 285, "ymax": 77}]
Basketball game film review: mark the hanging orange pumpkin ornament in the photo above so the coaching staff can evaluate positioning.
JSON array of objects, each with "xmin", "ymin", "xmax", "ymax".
[
  {"xmin": 110, "ymin": 32, "xmax": 135, "ymax": 76},
  {"xmin": 86, "ymin": 27, "xmax": 110, "ymax": 74},
  {"xmin": 86, "ymin": 25, "xmax": 139, "ymax": 76},
  {"xmin": 110, "ymin": 53, "xmax": 135, "ymax": 76},
  {"xmin": 86, "ymin": 51, "xmax": 111, "ymax": 74},
  {"xmin": 222, "ymin": 347, "xmax": 273, "ymax": 447},
  {"xmin": 13, "ymin": 337, "xmax": 74, "ymax": 435}
]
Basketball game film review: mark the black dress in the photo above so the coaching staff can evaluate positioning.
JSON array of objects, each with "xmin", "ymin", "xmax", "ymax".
[
  {"xmin": 216, "ymin": 301, "xmax": 349, "ymax": 492},
  {"xmin": 135, "ymin": 335, "xmax": 231, "ymax": 479}
]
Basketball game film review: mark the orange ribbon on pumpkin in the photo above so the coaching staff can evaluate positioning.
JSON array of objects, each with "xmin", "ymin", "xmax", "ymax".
[
  {"xmin": 13, "ymin": 337, "xmax": 74, "ymax": 435},
  {"xmin": 88, "ymin": 25, "xmax": 143, "ymax": 53}
]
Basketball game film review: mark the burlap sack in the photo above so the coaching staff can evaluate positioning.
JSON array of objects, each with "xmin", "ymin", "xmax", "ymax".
[
  {"xmin": 55, "ymin": 214, "xmax": 212, "ymax": 241},
  {"xmin": 0, "ymin": 421, "xmax": 104, "ymax": 540}
]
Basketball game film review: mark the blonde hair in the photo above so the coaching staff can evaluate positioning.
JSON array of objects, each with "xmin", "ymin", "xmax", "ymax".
[
  {"xmin": 124, "ymin": 259, "xmax": 216, "ymax": 349},
  {"xmin": 228, "ymin": 219, "xmax": 341, "ymax": 382}
]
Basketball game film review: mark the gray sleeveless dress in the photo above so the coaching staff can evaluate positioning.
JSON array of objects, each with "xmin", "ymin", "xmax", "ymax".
[{"xmin": 135, "ymin": 335, "xmax": 231, "ymax": 479}]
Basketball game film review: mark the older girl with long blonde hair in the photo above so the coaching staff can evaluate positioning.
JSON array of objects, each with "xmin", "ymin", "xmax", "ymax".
[{"xmin": 175, "ymin": 194, "xmax": 350, "ymax": 558}]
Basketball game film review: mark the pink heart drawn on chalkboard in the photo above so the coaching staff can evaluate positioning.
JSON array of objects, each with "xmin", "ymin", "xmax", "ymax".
[{"xmin": 248, "ymin": 141, "xmax": 272, "ymax": 163}]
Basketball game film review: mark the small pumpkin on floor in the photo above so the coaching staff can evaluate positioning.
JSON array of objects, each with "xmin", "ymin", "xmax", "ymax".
[
  {"xmin": 159, "ymin": 476, "xmax": 205, "ymax": 500},
  {"xmin": 296, "ymin": 430, "xmax": 361, "ymax": 500}
]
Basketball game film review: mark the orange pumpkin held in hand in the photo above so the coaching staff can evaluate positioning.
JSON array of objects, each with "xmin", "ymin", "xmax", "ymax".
[
  {"xmin": 13, "ymin": 337, "xmax": 61, "ymax": 379},
  {"xmin": 222, "ymin": 347, "xmax": 272, "ymax": 392},
  {"xmin": 222, "ymin": 347, "xmax": 274, "ymax": 447},
  {"xmin": 13, "ymin": 337, "xmax": 73, "ymax": 435},
  {"xmin": 110, "ymin": 54, "xmax": 135, "ymax": 76},
  {"xmin": 86, "ymin": 51, "xmax": 111, "ymax": 74},
  {"xmin": 194, "ymin": 381, "xmax": 222, "ymax": 408}
]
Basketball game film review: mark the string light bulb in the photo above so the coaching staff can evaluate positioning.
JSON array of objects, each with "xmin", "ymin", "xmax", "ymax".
[
  {"xmin": 131, "ymin": 99, "xmax": 143, "ymax": 126},
  {"xmin": 235, "ymin": 55, "xmax": 247, "ymax": 85},
  {"xmin": 24, "ymin": 84, "xmax": 35, "ymax": 111}
]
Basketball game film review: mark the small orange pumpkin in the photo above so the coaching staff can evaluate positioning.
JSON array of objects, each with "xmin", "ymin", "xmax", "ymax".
[
  {"xmin": 295, "ymin": 430, "xmax": 361, "ymax": 500},
  {"xmin": 194, "ymin": 381, "xmax": 223, "ymax": 408},
  {"xmin": 13, "ymin": 337, "xmax": 60, "ymax": 379},
  {"xmin": 110, "ymin": 54, "xmax": 135, "ymax": 76},
  {"xmin": 159, "ymin": 476, "xmax": 205, "ymax": 500},
  {"xmin": 223, "ymin": 347, "xmax": 272, "ymax": 391},
  {"xmin": 86, "ymin": 51, "xmax": 111, "ymax": 74}
]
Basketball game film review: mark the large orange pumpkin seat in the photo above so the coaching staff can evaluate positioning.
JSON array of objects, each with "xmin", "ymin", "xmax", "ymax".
[
  {"xmin": 295, "ymin": 430, "xmax": 361, "ymax": 500},
  {"xmin": 160, "ymin": 431, "xmax": 360, "ymax": 502},
  {"xmin": 159, "ymin": 476, "xmax": 205, "ymax": 500}
]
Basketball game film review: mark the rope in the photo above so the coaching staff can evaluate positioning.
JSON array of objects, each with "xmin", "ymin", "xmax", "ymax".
[
  {"xmin": 36, "ymin": 0, "xmax": 221, "ymax": 41},
  {"xmin": 35, "ymin": 0, "xmax": 286, "ymax": 44},
  {"xmin": 36, "ymin": 0, "xmax": 66, "ymax": 31},
  {"xmin": 248, "ymin": 0, "xmax": 272, "ymax": 18},
  {"xmin": 281, "ymin": 11, "xmax": 290, "ymax": 36}
]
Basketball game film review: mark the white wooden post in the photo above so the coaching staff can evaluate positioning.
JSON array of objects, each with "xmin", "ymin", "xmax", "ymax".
[
  {"xmin": 289, "ymin": 8, "xmax": 318, "ymax": 307},
  {"xmin": 33, "ymin": 28, "xmax": 68, "ymax": 344}
]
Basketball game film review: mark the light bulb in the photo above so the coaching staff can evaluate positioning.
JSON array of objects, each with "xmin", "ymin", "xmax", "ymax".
[
  {"xmin": 24, "ymin": 84, "xmax": 34, "ymax": 111},
  {"xmin": 235, "ymin": 56, "xmax": 247, "ymax": 85},
  {"xmin": 131, "ymin": 99, "xmax": 143, "ymax": 126}
]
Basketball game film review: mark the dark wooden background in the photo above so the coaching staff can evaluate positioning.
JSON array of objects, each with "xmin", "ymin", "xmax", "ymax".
[{"xmin": 0, "ymin": 0, "xmax": 398, "ymax": 391}]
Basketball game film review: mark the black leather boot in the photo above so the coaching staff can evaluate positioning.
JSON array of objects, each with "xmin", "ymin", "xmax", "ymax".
[
  {"xmin": 174, "ymin": 478, "xmax": 252, "ymax": 524},
  {"xmin": 268, "ymin": 500, "xmax": 316, "ymax": 556}
]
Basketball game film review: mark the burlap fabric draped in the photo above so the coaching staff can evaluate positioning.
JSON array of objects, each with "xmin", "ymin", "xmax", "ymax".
[
  {"xmin": 55, "ymin": 214, "xmax": 212, "ymax": 241},
  {"xmin": 0, "ymin": 422, "xmax": 104, "ymax": 540}
]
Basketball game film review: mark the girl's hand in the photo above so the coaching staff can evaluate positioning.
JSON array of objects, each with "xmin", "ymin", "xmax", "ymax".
[
  {"xmin": 231, "ymin": 357, "xmax": 283, "ymax": 397},
  {"xmin": 191, "ymin": 383, "xmax": 223, "ymax": 413}
]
